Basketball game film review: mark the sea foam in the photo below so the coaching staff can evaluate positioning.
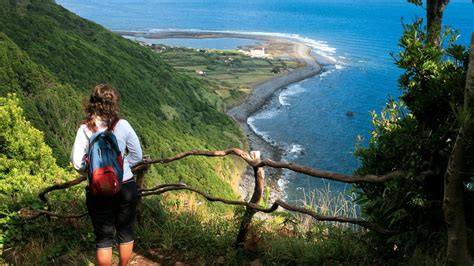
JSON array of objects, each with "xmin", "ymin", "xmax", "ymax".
[
  {"xmin": 319, "ymin": 69, "xmax": 334, "ymax": 79},
  {"xmin": 278, "ymin": 83, "xmax": 306, "ymax": 106},
  {"xmin": 287, "ymin": 144, "xmax": 304, "ymax": 160},
  {"xmin": 247, "ymin": 109, "xmax": 280, "ymax": 145}
]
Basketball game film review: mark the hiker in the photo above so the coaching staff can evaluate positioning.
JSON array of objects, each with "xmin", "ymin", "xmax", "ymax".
[{"xmin": 71, "ymin": 84, "xmax": 143, "ymax": 266}]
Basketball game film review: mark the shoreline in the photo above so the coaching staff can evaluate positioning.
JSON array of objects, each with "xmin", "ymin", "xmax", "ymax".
[
  {"xmin": 227, "ymin": 50, "xmax": 321, "ymax": 201},
  {"xmin": 117, "ymin": 30, "xmax": 323, "ymax": 200}
]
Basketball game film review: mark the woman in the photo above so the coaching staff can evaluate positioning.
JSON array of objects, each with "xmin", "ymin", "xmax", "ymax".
[{"xmin": 71, "ymin": 84, "xmax": 143, "ymax": 266}]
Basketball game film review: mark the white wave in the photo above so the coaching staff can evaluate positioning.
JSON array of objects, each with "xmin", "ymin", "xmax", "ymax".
[
  {"xmin": 338, "ymin": 56, "xmax": 347, "ymax": 59},
  {"xmin": 248, "ymin": 108, "xmax": 278, "ymax": 120},
  {"xmin": 288, "ymin": 144, "xmax": 304, "ymax": 154},
  {"xmin": 277, "ymin": 176, "xmax": 289, "ymax": 193},
  {"xmin": 284, "ymin": 143, "xmax": 305, "ymax": 161},
  {"xmin": 247, "ymin": 117, "xmax": 272, "ymax": 142},
  {"xmin": 278, "ymin": 169, "xmax": 300, "ymax": 199},
  {"xmin": 319, "ymin": 69, "xmax": 335, "ymax": 79},
  {"xmin": 313, "ymin": 52, "xmax": 337, "ymax": 65},
  {"xmin": 247, "ymin": 112, "xmax": 280, "ymax": 145},
  {"xmin": 278, "ymin": 96, "xmax": 290, "ymax": 106},
  {"xmin": 335, "ymin": 64, "xmax": 344, "ymax": 70},
  {"xmin": 278, "ymin": 83, "xmax": 306, "ymax": 106}
]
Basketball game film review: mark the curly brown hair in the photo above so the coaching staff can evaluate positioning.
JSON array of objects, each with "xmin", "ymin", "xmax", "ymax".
[{"xmin": 83, "ymin": 84, "xmax": 120, "ymax": 131}]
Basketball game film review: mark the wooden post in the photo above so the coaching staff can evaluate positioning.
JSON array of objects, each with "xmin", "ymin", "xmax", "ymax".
[
  {"xmin": 235, "ymin": 151, "xmax": 265, "ymax": 249},
  {"xmin": 136, "ymin": 155, "xmax": 150, "ymax": 225}
]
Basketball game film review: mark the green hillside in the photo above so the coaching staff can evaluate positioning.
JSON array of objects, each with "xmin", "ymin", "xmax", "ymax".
[
  {"xmin": 0, "ymin": 0, "xmax": 243, "ymax": 198},
  {"xmin": 1, "ymin": 0, "xmax": 472, "ymax": 264}
]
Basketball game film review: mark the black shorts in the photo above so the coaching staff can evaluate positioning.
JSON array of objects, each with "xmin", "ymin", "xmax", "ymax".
[{"xmin": 86, "ymin": 180, "xmax": 138, "ymax": 249}]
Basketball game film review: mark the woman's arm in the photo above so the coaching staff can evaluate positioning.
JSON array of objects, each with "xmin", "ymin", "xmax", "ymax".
[
  {"xmin": 124, "ymin": 121, "xmax": 143, "ymax": 167},
  {"xmin": 70, "ymin": 126, "xmax": 89, "ymax": 173}
]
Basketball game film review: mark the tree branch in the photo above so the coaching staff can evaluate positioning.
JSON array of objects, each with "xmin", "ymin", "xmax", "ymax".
[
  {"xmin": 257, "ymin": 159, "xmax": 404, "ymax": 183},
  {"xmin": 29, "ymin": 148, "xmax": 404, "ymax": 236},
  {"xmin": 140, "ymin": 184, "xmax": 399, "ymax": 234},
  {"xmin": 26, "ymin": 183, "xmax": 399, "ymax": 234},
  {"xmin": 38, "ymin": 175, "xmax": 87, "ymax": 212},
  {"xmin": 132, "ymin": 148, "xmax": 252, "ymax": 171},
  {"xmin": 18, "ymin": 208, "xmax": 88, "ymax": 220},
  {"xmin": 37, "ymin": 148, "xmax": 403, "ymax": 210},
  {"xmin": 133, "ymin": 148, "xmax": 404, "ymax": 183}
]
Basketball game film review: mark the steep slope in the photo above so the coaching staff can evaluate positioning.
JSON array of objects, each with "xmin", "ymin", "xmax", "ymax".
[
  {"xmin": 0, "ymin": 0, "xmax": 243, "ymax": 199},
  {"xmin": 0, "ymin": 32, "xmax": 84, "ymax": 160}
]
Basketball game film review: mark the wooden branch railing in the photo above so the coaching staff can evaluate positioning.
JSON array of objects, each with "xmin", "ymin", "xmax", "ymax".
[
  {"xmin": 132, "ymin": 148, "xmax": 404, "ymax": 183},
  {"xmin": 235, "ymin": 151, "xmax": 265, "ymax": 247},
  {"xmin": 139, "ymin": 183, "xmax": 398, "ymax": 235},
  {"xmin": 20, "ymin": 147, "xmax": 404, "ymax": 248}
]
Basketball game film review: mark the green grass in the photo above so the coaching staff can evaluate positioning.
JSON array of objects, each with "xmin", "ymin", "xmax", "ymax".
[{"xmin": 150, "ymin": 44, "xmax": 298, "ymax": 108}]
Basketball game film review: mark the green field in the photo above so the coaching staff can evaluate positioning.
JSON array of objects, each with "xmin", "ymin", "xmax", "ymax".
[{"xmin": 150, "ymin": 45, "xmax": 301, "ymax": 108}]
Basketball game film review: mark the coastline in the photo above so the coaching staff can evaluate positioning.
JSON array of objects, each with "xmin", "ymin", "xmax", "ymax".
[
  {"xmin": 227, "ymin": 46, "xmax": 321, "ymax": 201},
  {"xmin": 118, "ymin": 30, "xmax": 322, "ymax": 200}
]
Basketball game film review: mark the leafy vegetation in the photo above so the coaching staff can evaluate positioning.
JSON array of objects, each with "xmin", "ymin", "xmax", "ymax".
[
  {"xmin": 355, "ymin": 16, "xmax": 473, "ymax": 258},
  {"xmin": 0, "ymin": 94, "xmax": 80, "ymax": 263},
  {"xmin": 0, "ymin": 32, "xmax": 84, "ymax": 163}
]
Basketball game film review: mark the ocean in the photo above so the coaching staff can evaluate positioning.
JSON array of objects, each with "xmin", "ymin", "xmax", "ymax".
[{"xmin": 57, "ymin": 0, "xmax": 473, "ymax": 201}]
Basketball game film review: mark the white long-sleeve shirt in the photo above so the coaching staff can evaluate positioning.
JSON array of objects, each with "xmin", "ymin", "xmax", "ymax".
[{"xmin": 70, "ymin": 118, "xmax": 143, "ymax": 182}]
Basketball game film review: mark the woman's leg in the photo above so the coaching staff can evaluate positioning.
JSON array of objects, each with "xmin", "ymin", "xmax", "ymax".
[
  {"xmin": 96, "ymin": 248, "xmax": 113, "ymax": 266},
  {"xmin": 87, "ymin": 192, "xmax": 116, "ymax": 266},
  {"xmin": 119, "ymin": 241, "xmax": 134, "ymax": 266},
  {"xmin": 115, "ymin": 181, "xmax": 138, "ymax": 266}
]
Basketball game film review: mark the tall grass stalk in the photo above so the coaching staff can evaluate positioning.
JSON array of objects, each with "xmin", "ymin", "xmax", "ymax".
[{"xmin": 297, "ymin": 183, "xmax": 361, "ymax": 230}]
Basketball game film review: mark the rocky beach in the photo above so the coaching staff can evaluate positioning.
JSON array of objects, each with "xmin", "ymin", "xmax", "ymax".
[{"xmin": 225, "ymin": 37, "xmax": 321, "ymax": 200}]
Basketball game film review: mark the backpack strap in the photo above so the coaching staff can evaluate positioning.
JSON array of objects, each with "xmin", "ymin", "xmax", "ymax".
[{"xmin": 107, "ymin": 118, "xmax": 121, "ymax": 132}]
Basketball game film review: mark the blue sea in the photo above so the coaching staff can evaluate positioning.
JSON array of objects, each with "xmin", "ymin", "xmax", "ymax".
[{"xmin": 57, "ymin": 0, "xmax": 473, "ymax": 201}]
